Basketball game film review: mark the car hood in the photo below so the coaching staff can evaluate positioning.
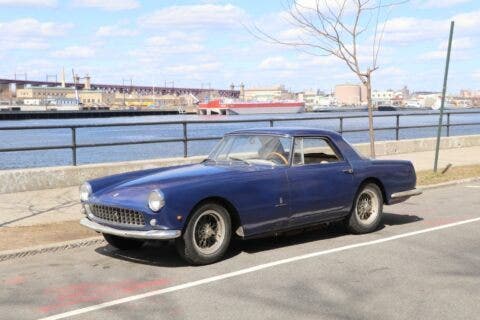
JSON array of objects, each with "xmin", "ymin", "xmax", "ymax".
[{"xmin": 90, "ymin": 163, "xmax": 265, "ymax": 205}]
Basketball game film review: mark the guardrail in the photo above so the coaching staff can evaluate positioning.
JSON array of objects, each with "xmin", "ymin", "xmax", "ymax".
[{"xmin": 1, "ymin": 110, "xmax": 480, "ymax": 166}]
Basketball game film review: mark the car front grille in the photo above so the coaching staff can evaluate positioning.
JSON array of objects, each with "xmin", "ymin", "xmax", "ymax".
[{"xmin": 90, "ymin": 204, "xmax": 145, "ymax": 226}]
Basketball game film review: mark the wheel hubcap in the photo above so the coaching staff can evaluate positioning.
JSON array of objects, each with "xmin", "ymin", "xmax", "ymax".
[
  {"xmin": 356, "ymin": 190, "xmax": 379, "ymax": 224},
  {"xmin": 193, "ymin": 210, "xmax": 225, "ymax": 255}
]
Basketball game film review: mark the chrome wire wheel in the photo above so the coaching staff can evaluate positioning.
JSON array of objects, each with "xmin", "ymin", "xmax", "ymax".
[
  {"xmin": 192, "ymin": 209, "xmax": 226, "ymax": 255},
  {"xmin": 356, "ymin": 189, "xmax": 379, "ymax": 225}
]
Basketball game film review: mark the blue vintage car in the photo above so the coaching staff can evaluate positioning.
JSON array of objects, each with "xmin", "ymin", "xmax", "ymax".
[{"xmin": 80, "ymin": 128, "xmax": 422, "ymax": 265}]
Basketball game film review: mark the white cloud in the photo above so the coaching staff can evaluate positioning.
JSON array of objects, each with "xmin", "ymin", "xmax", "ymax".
[
  {"xmin": 96, "ymin": 25, "xmax": 138, "ymax": 37},
  {"xmin": 383, "ymin": 17, "xmax": 447, "ymax": 44},
  {"xmin": 259, "ymin": 56, "xmax": 298, "ymax": 70},
  {"xmin": 72, "ymin": 0, "xmax": 139, "ymax": 11},
  {"xmin": 130, "ymin": 32, "xmax": 205, "ymax": 60},
  {"xmin": 0, "ymin": 18, "xmax": 72, "ymax": 37},
  {"xmin": 383, "ymin": 10, "xmax": 480, "ymax": 45},
  {"xmin": 0, "ymin": 18, "xmax": 72, "ymax": 52},
  {"xmin": 293, "ymin": 0, "xmax": 356, "ymax": 14},
  {"xmin": 419, "ymin": 0, "xmax": 471, "ymax": 8},
  {"xmin": 453, "ymin": 10, "xmax": 480, "ymax": 29},
  {"xmin": 420, "ymin": 36, "xmax": 474, "ymax": 60},
  {"xmin": 140, "ymin": 4, "xmax": 246, "ymax": 29},
  {"xmin": 52, "ymin": 46, "xmax": 95, "ymax": 58},
  {"xmin": 0, "ymin": 0, "xmax": 56, "ymax": 6}
]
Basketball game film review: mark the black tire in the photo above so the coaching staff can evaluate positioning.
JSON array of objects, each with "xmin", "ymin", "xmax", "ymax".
[
  {"xmin": 175, "ymin": 203, "xmax": 232, "ymax": 265},
  {"xmin": 345, "ymin": 183, "xmax": 383, "ymax": 234},
  {"xmin": 103, "ymin": 233, "xmax": 144, "ymax": 250}
]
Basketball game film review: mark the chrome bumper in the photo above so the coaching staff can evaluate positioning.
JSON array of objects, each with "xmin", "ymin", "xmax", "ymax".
[
  {"xmin": 391, "ymin": 188, "xmax": 423, "ymax": 199},
  {"xmin": 80, "ymin": 218, "xmax": 181, "ymax": 240}
]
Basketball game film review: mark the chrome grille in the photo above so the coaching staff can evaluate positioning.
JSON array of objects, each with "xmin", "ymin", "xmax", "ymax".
[{"xmin": 90, "ymin": 204, "xmax": 145, "ymax": 226}]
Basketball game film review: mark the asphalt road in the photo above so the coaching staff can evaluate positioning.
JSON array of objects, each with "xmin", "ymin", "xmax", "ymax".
[{"xmin": 1, "ymin": 182, "xmax": 480, "ymax": 320}]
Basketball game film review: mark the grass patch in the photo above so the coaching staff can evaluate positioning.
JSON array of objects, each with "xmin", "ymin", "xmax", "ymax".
[{"xmin": 417, "ymin": 164, "xmax": 480, "ymax": 186}]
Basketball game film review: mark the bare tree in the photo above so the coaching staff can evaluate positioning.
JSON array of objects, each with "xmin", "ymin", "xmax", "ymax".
[{"xmin": 251, "ymin": 0, "xmax": 406, "ymax": 158}]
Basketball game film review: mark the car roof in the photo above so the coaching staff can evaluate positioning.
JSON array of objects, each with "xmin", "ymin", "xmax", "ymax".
[{"xmin": 228, "ymin": 127, "xmax": 342, "ymax": 138}]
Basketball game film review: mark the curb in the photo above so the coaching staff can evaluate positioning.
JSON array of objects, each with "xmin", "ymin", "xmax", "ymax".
[
  {"xmin": 0, "ymin": 236, "xmax": 104, "ymax": 262},
  {"xmin": 418, "ymin": 176, "xmax": 480, "ymax": 190}
]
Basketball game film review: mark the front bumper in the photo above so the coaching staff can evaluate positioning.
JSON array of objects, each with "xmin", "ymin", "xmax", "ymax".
[
  {"xmin": 80, "ymin": 218, "xmax": 181, "ymax": 240},
  {"xmin": 391, "ymin": 188, "xmax": 423, "ymax": 199}
]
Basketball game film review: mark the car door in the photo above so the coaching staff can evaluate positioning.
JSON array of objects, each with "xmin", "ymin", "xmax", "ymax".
[
  {"xmin": 235, "ymin": 166, "xmax": 291, "ymax": 236},
  {"xmin": 286, "ymin": 136, "xmax": 356, "ymax": 227},
  {"xmin": 215, "ymin": 135, "xmax": 292, "ymax": 236}
]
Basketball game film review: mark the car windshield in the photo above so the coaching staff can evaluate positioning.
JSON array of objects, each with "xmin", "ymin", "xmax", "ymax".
[{"xmin": 208, "ymin": 134, "xmax": 293, "ymax": 166}]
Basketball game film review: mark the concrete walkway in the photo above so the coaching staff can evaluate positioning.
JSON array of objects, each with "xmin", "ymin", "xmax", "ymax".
[
  {"xmin": 1, "ymin": 145, "xmax": 479, "ymax": 228},
  {"xmin": 378, "ymin": 145, "xmax": 480, "ymax": 171}
]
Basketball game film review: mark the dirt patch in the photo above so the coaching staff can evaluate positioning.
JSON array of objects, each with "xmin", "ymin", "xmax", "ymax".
[
  {"xmin": 417, "ymin": 164, "xmax": 480, "ymax": 186},
  {"xmin": 0, "ymin": 220, "xmax": 97, "ymax": 252}
]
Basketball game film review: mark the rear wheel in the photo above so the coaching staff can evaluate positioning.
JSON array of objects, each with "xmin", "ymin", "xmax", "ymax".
[
  {"xmin": 175, "ymin": 203, "xmax": 231, "ymax": 265},
  {"xmin": 103, "ymin": 233, "xmax": 144, "ymax": 250},
  {"xmin": 346, "ymin": 183, "xmax": 383, "ymax": 234}
]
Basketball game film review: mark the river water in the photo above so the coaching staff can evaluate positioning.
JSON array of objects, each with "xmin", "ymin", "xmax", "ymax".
[{"xmin": 1, "ymin": 110, "xmax": 479, "ymax": 169}]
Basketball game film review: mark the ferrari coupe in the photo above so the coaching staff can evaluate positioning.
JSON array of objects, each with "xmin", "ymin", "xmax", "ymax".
[{"xmin": 80, "ymin": 128, "xmax": 422, "ymax": 265}]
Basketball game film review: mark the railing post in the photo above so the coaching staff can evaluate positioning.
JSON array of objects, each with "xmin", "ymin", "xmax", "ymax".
[
  {"xmin": 446, "ymin": 113, "xmax": 451, "ymax": 137},
  {"xmin": 339, "ymin": 117, "xmax": 343, "ymax": 134},
  {"xmin": 269, "ymin": 120, "xmax": 274, "ymax": 127},
  {"xmin": 182, "ymin": 122, "xmax": 188, "ymax": 157},
  {"xmin": 395, "ymin": 115, "xmax": 400, "ymax": 140},
  {"xmin": 71, "ymin": 127, "xmax": 77, "ymax": 166}
]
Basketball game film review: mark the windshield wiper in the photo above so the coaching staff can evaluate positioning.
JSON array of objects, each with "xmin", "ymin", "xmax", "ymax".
[
  {"xmin": 228, "ymin": 157, "xmax": 250, "ymax": 165},
  {"xmin": 202, "ymin": 158, "xmax": 216, "ymax": 164}
]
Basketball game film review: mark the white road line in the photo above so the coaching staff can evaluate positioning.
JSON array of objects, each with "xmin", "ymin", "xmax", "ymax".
[
  {"xmin": 465, "ymin": 185, "xmax": 480, "ymax": 188},
  {"xmin": 38, "ymin": 216, "xmax": 480, "ymax": 320}
]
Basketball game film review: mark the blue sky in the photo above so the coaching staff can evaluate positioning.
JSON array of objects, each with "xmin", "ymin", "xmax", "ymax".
[{"xmin": 0, "ymin": 0, "xmax": 479, "ymax": 93}]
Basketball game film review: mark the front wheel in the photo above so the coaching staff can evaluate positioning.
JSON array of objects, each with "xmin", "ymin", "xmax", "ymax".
[
  {"xmin": 103, "ymin": 233, "xmax": 144, "ymax": 250},
  {"xmin": 175, "ymin": 203, "xmax": 231, "ymax": 265},
  {"xmin": 345, "ymin": 183, "xmax": 383, "ymax": 234}
]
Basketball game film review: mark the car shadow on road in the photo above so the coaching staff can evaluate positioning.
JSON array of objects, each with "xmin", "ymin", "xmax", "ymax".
[
  {"xmin": 94, "ymin": 212, "xmax": 423, "ymax": 267},
  {"xmin": 94, "ymin": 241, "xmax": 186, "ymax": 267},
  {"xmin": 381, "ymin": 212, "xmax": 423, "ymax": 226}
]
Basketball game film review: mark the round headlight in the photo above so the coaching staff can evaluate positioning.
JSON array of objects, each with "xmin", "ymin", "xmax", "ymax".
[
  {"xmin": 79, "ymin": 182, "xmax": 92, "ymax": 202},
  {"xmin": 148, "ymin": 190, "xmax": 165, "ymax": 212}
]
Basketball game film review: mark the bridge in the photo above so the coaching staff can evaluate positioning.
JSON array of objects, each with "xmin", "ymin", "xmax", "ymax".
[{"xmin": 0, "ymin": 78, "xmax": 240, "ymax": 98}]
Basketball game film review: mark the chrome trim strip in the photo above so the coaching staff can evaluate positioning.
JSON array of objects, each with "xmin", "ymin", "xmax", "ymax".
[
  {"xmin": 80, "ymin": 218, "xmax": 181, "ymax": 240},
  {"xmin": 391, "ymin": 188, "xmax": 423, "ymax": 199}
]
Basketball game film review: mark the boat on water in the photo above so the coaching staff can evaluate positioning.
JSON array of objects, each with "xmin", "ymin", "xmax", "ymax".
[{"xmin": 198, "ymin": 99, "xmax": 305, "ymax": 115}]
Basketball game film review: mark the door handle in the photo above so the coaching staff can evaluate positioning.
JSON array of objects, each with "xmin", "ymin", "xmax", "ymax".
[{"xmin": 342, "ymin": 168, "xmax": 354, "ymax": 174}]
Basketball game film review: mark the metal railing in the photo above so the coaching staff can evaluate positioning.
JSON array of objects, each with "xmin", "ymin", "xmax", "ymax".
[{"xmin": 0, "ymin": 110, "xmax": 479, "ymax": 166}]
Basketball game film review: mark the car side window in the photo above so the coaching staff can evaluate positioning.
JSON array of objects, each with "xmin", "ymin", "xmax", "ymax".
[{"xmin": 293, "ymin": 137, "xmax": 342, "ymax": 165}]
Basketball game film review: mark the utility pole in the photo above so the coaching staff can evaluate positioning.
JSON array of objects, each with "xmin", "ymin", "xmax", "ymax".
[
  {"xmin": 72, "ymin": 69, "xmax": 80, "ymax": 106},
  {"xmin": 433, "ymin": 21, "xmax": 454, "ymax": 172}
]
